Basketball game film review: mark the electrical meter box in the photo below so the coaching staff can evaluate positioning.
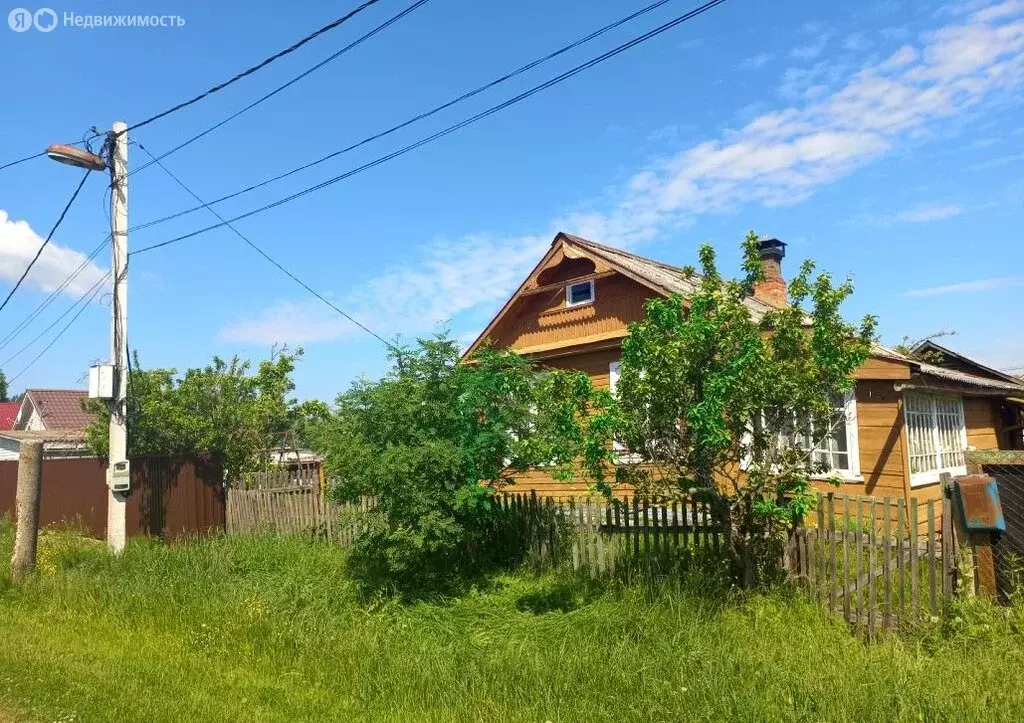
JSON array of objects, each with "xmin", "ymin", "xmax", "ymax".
[
  {"xmin": 108, "ymin": 460, "xmax": 130, "ymax": 493},
  {"xmin": 89, "ymin": 364, "xmax": 114, "ymax": 399},
  {"xmin": 954, "ymin": 474, "xmax": 1005, "ymax": 532}
]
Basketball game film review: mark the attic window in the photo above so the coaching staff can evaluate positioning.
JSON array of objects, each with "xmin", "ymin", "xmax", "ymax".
[{"xmin": 566, "ymin": 280, "xmax": 594, "ymax": 307}]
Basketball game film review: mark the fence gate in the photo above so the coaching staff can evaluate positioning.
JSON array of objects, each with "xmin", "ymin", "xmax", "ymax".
[{"xmin": 788, "ymin": 489, "xmax": 954, "ymax": 635}]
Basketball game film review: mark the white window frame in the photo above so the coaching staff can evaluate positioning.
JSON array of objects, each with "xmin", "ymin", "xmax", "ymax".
[
  {"xmin": 740, "ymin": 389, "xmax": 861, "ymax": 481},
  {"xmin": 566, "ymin": 280, "xmax": 595, "ymax": 307},
  {"xmin": 903, "ymin": 392, "xmax": 968, "ymax": 487},
  {"xmin": 810, "ymin": 389, "xmax": 861, "ymax": 481},
  {"xmin": 608, "ymin": 361, "xmax": 642, "ymax": 464}
]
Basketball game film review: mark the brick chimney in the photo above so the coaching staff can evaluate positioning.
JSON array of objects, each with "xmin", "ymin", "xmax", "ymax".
[{"xmin": 753, "ymin": 237, "xmax": 787, "ymax": 307}]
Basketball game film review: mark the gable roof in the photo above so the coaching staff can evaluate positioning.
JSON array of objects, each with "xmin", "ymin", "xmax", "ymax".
[
  {"xmin": 910, "ymin": 340, "xmax": 1023, "ymax": 385},
  {"xmin": 22, "ymin": 389, "xmax": 94, "ymax": 431},
  {"xmin": 463, "ymin": 232, "xmax": 776, "ymax": 358},
  {"xmin": 560, "ymin": 234, "xmax": 778, "ymax": 317},
  {"xmin": 0, "ymin": 401, "xmax": 20, "ymax": 430},
  {"xmin": 913, "ymin": 362, "xmax": 1024, "ymax": 393}
]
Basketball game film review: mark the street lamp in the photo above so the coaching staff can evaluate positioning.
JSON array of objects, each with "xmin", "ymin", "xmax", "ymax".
[{"xmin": 45, "ymin": 143, "xmax": 106, "ymax": 172}]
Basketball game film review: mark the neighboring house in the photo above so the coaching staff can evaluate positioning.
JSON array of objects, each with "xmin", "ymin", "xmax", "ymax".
[
  {"xmin": 13, "ymin": 389, "xmax": 93, "ymax": 432},
  {"xmin": 463, "ymin": 232, "xmax": 1024, "ymax": 509},
  {"xmin": 0, "ymin": 401, "xmax": 21, "ymax": 431},
  {"xmin": 0, "ymin": 429, "xmax": 91, "ymax": 461}
]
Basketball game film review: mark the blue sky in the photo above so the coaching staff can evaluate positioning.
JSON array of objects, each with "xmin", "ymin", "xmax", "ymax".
[{"xmin": 1, "ymin": 0, "xmax": 1023, "ymax": 401}]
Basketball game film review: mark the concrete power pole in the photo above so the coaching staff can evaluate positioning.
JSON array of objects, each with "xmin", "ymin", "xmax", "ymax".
[
  {"xmin": 10, "ymin": 440, "xmax": 43, "ymax": 582},
  {"xmin": 106, "ymin": 121, "xmax": 130, "ymax": 554}
]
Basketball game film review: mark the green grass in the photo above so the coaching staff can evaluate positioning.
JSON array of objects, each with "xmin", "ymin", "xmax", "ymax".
[{"xmin": 2, "ymin": 523, "xmax": 1024, "ymax": 722}]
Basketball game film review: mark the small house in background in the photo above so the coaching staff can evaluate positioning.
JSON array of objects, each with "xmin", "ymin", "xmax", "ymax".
[
  {"xmin": 0, "ymin": 389, "xmax": 97, "ymax": 461},
  {"xmin": 269, "ymin": 447, "xmax": 323, "ymax": 474},
  {"xmin": 465, "ymin": 231, "xmax": 1024, "ymax": 510},
  {"xmin": 0, "ymin": 401, "xmax": 20, "ymax": 431},
  {"xmin": 13, "ymin": 389, "xmax": 94, "ymax": 432},
  {"xmin": 0, "ymin": 429, "xmax": 90, "ymax": 461}
]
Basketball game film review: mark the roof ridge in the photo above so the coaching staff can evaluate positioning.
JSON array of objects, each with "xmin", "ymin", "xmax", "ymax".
[{"xmin": 561, "ymin": 233, "xmax": 687, "ymax": 273}]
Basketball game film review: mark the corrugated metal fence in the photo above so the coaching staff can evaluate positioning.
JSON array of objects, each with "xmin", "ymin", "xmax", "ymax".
[{"xmin": 0, "ymin": 456, "xmax": 225, "ymax": 539}]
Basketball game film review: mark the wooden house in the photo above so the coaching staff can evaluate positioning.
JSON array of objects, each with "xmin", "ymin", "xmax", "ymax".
[{"xmin": 463, "ymin": 232, "xmax": 1024, "ymax": 508}]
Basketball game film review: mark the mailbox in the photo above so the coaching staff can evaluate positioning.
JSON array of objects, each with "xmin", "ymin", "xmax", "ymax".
[{"xmin": 954, "ymin": 475, "xmax": 1005, "ymax": 532}]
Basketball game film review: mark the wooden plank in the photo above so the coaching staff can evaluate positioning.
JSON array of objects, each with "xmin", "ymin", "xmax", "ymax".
[
  {"xmin": 672, "ymin": 500, "xmax": 680, "ymax": 552},
  {"xmin": 828, "ymin": 495, "xmax": 838, "ymax": 613},
  {"xmin": 854, "ymin": 498, "xmax": 863, "ymax": 627},
  {"xmin": 633, "ymin": 496, "xmax": 641, "ymax": 562},
  {"xmin": 883, "ymin": 498, "xmax": 892, "ymax": 633},
  {"xmin": 896, "ymin": 498, "xmax": 906, "ymax": 625},
  {"xmin": 928, "ymin": 499, "xmax": 937, "ymax": 616},
  {"xmin": 941, "ymin": 477, "xmax": 954, "ymax": 607},
  {"xmin": 652, "ymin": 499, "xmax": 661, "ymax": 561},
  {"xmin": 692, "ymin": 497, "xmax": 700, "ymax": 548},
  {"xmin": 842, "ymin": 497, "xmax": 851, "ymax": 623},
  {"xmin": 613, "ymin": 498, "xmax": 623, "ymax": 575},
  {"xmin": 661, "ymin": 504, "xmax": 670, "ymax": 567},
  {"xmin": 868, "ymin": 499, "xmax": 877, "ymax": 637},
  {"xmin": 816, "ymin": 494, "xmax": 825, "ymax": 605},
  {"xmin": 910, "ymin": 501, "xmax": 920, "ymax": 619}
]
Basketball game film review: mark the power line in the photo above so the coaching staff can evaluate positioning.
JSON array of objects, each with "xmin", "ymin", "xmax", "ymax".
[
  {"xmin": 0, "ymin": 170, "xmax": 93, "ymax": 315},
  {"xmin": 135, "ymin": 141, "xmax": 397, "ymax": 352},
  {"xmin": 0, "ymin": 131, "xmax": 105, "ymax": 175},
  {"xmin": 126, "ymin": 0, "xmax": 385, "ymax": 133},
  {"xmin": 129, "ymin": 0, "xmax": 682, "ymax": 233},
  {"xmin": 0, "ymin": 237, "xmax": 109, "ymax": 354},
  {"xmin": 7, "ymin": 272, "xmax": 109, "ymax": 384},
  {"xmin": 1, "ymin": 271, "xmax": 110, "ymax": 369},
  {"xmin": 0, "ymin": 151, "xmax": 46, "ymax": 173},
  {"xmin": 131, "ymin": 0, "xmax": 430, "ymax": 176},
  {"xmin": 132, "ymin": 0, "xmax": 728, "ymax": 256}
]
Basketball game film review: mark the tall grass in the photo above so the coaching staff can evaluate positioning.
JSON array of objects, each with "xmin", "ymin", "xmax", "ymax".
[{"xmin": 1, "ymin": 523, "xmax": 1024, "ymax": 722}]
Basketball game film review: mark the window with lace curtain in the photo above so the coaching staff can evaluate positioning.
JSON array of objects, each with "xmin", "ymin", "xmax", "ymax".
[{"xmin": 903, "ymin": 392, "xmax": 967, "ymax": 486}]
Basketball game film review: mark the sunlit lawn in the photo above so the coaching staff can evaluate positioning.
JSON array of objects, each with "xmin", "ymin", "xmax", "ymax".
[{"xmin": 1, "ymin": 523, "xmax": 1023, "ymax": 722}]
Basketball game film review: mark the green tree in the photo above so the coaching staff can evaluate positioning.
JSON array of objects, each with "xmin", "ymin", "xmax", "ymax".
[
  {"xmin": 318, "ymin": 333, "xmax": 605, "ymax": 598},
  {"xmin": 0, "ymin": 370, "xmax": 8, "ymax": 402},
  {"xmin": 589, "ymin": 232, "xmax": 876, "ymax": 583},
  {"xmin": 85, "ymin": 350, "xmax": 320, "ymax": 482}
]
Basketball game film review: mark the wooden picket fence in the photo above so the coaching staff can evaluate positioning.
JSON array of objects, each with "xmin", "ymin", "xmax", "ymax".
[
  {"xmin": 787, "ymin": 490, "xmax": 954, "ymax": 635},
  {"xmin": 226, "ymin": 476, "xmax": 375, "ymax": 545},
  {"xmin": 497, "ymin": 492, "xmax": 730, "ymax": 578}
]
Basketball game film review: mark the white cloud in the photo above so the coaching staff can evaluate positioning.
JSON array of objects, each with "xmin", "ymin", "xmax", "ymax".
[
  {"xmin": 738, "ymin": 52, "xmax": 774, "ymax": 71},
  {"xmin": 903, "ymin": 276, "xmax": 1024, "ymax": 297},
  {"xmin": 0, "ymin": 210, "xmax": 107, "ymax": 297},
  {"xmin": 791, "ymin": 33, "xmax": 832, "ymax": 60},
  {"xmin": 221, "ymin": 1, "xmax": 1024, "ymax": 346},
  {"xmin": 895, "ymin": 203, "xmax": 964, "ymax": 222}
]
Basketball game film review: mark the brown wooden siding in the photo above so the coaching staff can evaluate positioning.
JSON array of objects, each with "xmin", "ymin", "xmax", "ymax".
[
  {"xmin": 965, "ymin": 397, "xmax": 1000, "ymax": 450},
  {"xmin": 853, "ymin": 356, "xmax": 911, "ymax": 380},
  {"xmin": 491, "ymin": 274, "xmax": 650, "ymax": 354}
]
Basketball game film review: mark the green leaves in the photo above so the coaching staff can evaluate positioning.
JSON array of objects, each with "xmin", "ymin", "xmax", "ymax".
[
  {"xmin": 320, "ymin": 333, "xmax": 607, "ymax": 597},
  {"xmin": 587, "ymin": 231, "xmax": 877, "ymax": 582},
  {"xmin": 84, "ymin": 349, "xmax": 315, "ymax": 481}
]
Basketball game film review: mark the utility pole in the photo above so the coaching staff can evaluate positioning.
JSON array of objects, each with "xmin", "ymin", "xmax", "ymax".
[
  {"xmin": 10, "ymin": 440, "xmax": 43, "ymax": 582},
  {"xmin": 106, "ymin": 121, "xmax": 130, "ymax": 554},
  {"xmin": 45, "ymin": 125, "xmax": 130, "ymax": 553}
]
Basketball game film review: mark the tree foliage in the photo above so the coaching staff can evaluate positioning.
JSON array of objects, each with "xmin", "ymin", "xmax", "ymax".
[
  {"xmin": 318, "ymin": 334, "xmax": 607, "ymax": 598},
  {"xmin": 586, "ymin": 232, "xmax": 876, "ymax": 582},
  {"xmin": 84, "ymin": 350, "xmax": 320, "ymax": 481},
  {"xmin": 0, "ymin": 370, "xmax": 8, "ymax": 403}
]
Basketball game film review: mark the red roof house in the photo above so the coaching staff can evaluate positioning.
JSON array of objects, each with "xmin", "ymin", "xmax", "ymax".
[
  {"xmin": 0, "ymin": 401, "xmax": 21, "ymax": 430},
  {"xmin": 13, "ymin": 389, "xmax": 95, "ymax": 432}
]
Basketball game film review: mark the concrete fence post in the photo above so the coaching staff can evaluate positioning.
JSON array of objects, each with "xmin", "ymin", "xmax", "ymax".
[{"xmin": 10, "ymin": 440, "xmax": 43, "ymax": 582}]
